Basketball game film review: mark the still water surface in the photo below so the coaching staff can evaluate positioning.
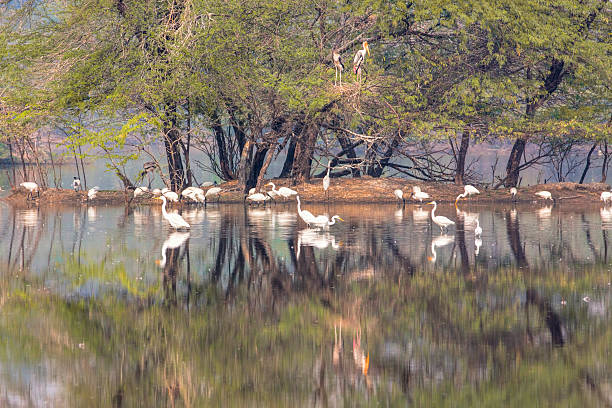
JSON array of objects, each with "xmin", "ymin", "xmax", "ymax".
[{"xmin": 0, "ymin": 201, "xmax": 611, "ymax": 406}]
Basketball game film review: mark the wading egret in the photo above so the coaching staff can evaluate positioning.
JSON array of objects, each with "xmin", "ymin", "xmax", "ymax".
[
  {"xmin": 510, "ymin": 187, "xmax": 517, "ymax": 200},
  {"xmin": 72, "ymin": 176, "xmax": 81, "ymax": 191},
  {"xmin": 455, "ymin": 185, "xmax": 480, "ymax": 206},
  {"xmin": 246, "ymin": 192, "xmax": 270, "ymax": 205},
  {"xmin": 411, "ymin": 186, "xmax": 431, "ymax": 203},
  {"xmin": 332, "ymin": 49, "xmax": 344, "ymax": 86},
  {"xmin": 600, "ymin": 191, "xmax": 612, "ymax": 204},
  {"xmin": 156, "ymin": 196, "xmax": 190, "ymax": 229},
  {"xmin": 535, "ymin": 190, "xmax": 553, "ymax": 201},
  {"xmin": 87, "ymin": 186, "xmax": 99, "ymax": 200},
  {"xmin": 19, "ymin": 182, "xmax": 39, "ymax": 200},
  {"xmin": 353, "ymin": 41, "xmax": 370, "ymax": 82},
  {"xmin": 311, "ymin": 214, "xmax": 343, "ymax": 229},
  {"xmin": 266, "ymin": 182, "xmax": 298, "ymax": 201},
  {"xmin": 427, "ymin": 201, "xmax": 455, "ymax": 233},
  {"xmin": 393, "ymin": 189, "xmax": 404, "ymax": 205},
  {"xmin": 296, "ymin": 195, "xmax": 316, "ymax": 227},
  {"xmin": 156, "ymin": 231, "xmax": 190, "ymax": 268}
]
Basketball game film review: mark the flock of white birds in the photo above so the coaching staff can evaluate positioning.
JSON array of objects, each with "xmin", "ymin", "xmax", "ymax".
[{"xmin": 14, "ymin": 179, "xmax": 612, "ymax": 239}]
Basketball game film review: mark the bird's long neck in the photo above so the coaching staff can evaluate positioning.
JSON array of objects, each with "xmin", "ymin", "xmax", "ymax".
[
  {"xmin": 431, "ymin": 203, "xmax": 437, "ymax": 218},
  {"xmin": 161, "ymin": 198, "xmax": 168, "ymax": 218},
  {"xmin": 297, "ymin": 196, "xmax": 302, "ymax": 213},
  {"xmin": 328, "ymin": 216, "xmax": 337, "ymax": 226},
  {"xmin": 269, "ymin": 182, "xmax": 276, "ymax": 192},
  {"xmin": 326, "ymin": 167, "xmax": 331, "ymax": 177}
]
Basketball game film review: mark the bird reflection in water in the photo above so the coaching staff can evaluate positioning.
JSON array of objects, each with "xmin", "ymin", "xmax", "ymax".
[
  {"xmin": 333, "ymin": 324, "xmax": 343, "ymax": 367},
  {"xmin": 601, "ymin": 207, "xmax": 612, "ymax": 230},
  {"xmin": 156, "ymin": 232, "xmax": 190, "ymax": 268},
  {"xmin": 411, "ymin": 207, "xmax": 429, "ymax": 226},
  {"xmin": 429, "ymin": 234, "xmax": 454, "ymax": 263},
  {"xmin": 352, "ymin": 328, "xmax": 369, "ymax": 376},
  {"xmin": 475, "ymin": 237, "xmax": 483, "ymax": 256},
  {"xmin": 296, "ymin": 228, "xmax": 341, "ymax": 259}
]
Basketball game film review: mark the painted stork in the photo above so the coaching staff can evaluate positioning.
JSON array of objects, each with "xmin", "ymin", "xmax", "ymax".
[
  {"xmin": 353, "ymin": 41, "xmax": 370, "ymax": 82},
  {"xmin": 332, "ymin": 49, "xmax": 344, "ymax": 86}
]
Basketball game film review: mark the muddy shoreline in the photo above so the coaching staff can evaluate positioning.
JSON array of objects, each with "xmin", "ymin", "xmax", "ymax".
[{"xmin": 2, "ymin": 178, "xmax": 610, "ymax": 207}]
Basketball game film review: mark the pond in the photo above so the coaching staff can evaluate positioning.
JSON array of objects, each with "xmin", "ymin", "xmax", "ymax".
[{"xmin": 0, "ymin": 201, "xmax": 611, "ymax": 406}]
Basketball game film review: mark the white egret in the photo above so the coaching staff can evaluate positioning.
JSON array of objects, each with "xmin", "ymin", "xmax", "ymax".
[
  {"xmin": 535, "ymin": 190, "xmax": 553, "ymax": 201},
  {"xmin": 353, "ymin": 41, "xmax": 370, "ymax": 82},
  {"xmin": 72, "ymin": 176, "xmax": 81, "ymax": 191},
  {"xmin": 162, "ymin": 190, "xmax": 179, "ymax": 202},
  {"xmin": 429, "ymin": 234, "xmax": 454, "ymax": 263},
  {"xmin": 474, "ymin": 218, "xmax": 482, "ymax": 237},
  {"xmin": 161, "ymin": 187, "xmax": 170, "ymax": 194},
  {"xmin": 455, "ymin": 185, "xmax": 480, "ymax": 206},
  {"xmin": 266, "ymin": 182, "xmax": 298, "ymax": 201},
  {"xmin": 205, "ymin": 187, "xmax": 222, "ymax": 201},
  {"xmin": 311, "ymin": 214, "xmax": 343, "ymax": 229},
  {"xmin": 323, "ymin": 167, "xmax": 331, "ymax": 200},
  {"xmin": 246, "ymin": 192, "xmax": 270, "ymax": 205},
  {"xmin": 248, "ymin": 187, "xmax": 256, "ymax": 195},
  {"xmin": 155, "ymin": 196, "xmax": 190, "ymax": 229},
  {"xmin": 19, "ymin": 182, "xmax": 39, "ymax": 200},
  {"xmin": 427, "ymin": 201, "xmax": 455, "ymax": 233},
  {"xmin": 510, "ymin": 187, "xmax": 517, "ymax": 200},
  {"xmin": 296, "ymin": 195, "xmax": 316, "ymax": 227},
  {"xmin": 151, "ymin": 188, "xmax": 162, "ymax": 196},
  {"xmin": 87, "ymin": 186, "xmax": 99, "ymax": 200},
  {"xmin": 332, "ymin": 49, "xmax": 344, "ymax": 86},
  {"xmin": 600, "ymin": 191, "xmax": 612, "ymax": 204},
  {"xmin": 156, "ymin": 231, "xmax": 190, "ymax": 268},
  {"xmin": 134, "ymin": 186, "xmax": 149, "ymax": 198},
  {"xmin": 411, "ymin": 186, "xmax": 431, "ymax": 203},
  {"xmin": 393, "ymin": 189, "xmax": 404, "ymax": 205}
]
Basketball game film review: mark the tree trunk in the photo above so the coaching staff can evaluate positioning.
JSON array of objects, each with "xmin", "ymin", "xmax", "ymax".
[
  {"xmin": 579, "ymin": 142, "xmax": 598, "ymax": 184},
  {"xmin": 163, "ymin": 109, "xmax": 185, "ymax": 192},
  {"xmin": 504, "ymin": 138, "xmax": 526, "ymax": 187},
  {"xmin": 291, "ymin": 123, "xmax": 317, "ymax": 185},
  {"xmin": 367, "ymin": 135, "xmax": 401, "ymax": 178},
  {"xmin": 237, "ymin": 139, "xmax": 253, "ymax": 193},
  {"xmin": 454, "ymin": 130, "xmax": 470, "ymax": 185},
  {"xmin": 256, "ymin": 147, "xmax": 275, "ymax": 190},
  {"xmin": 246, "ymin": 146, "xmax": 269, "ymax": 191},
  {"xmin": 279, "ymin": 137, "xmax": 296, "ymax": 178},
  {"xmin": 602, "ymin": 141, "xmax": 609, "ymax": 183}
]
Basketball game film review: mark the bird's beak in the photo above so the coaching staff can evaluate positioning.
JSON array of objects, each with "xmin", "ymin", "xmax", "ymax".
[
  {"xmin": 154, "ymin": 197, "xmax": 161, "ymax": 200},
  {"xmin": 338, "ymin": 217, "xmax": 344, "ymax": 222},
  {"xmin": 426, "ymin": 201, "xmax": 434, "ymax": 205},
  {"xmin": 365, "ymin": 42, "xmax": 370, "ymax": 56}
]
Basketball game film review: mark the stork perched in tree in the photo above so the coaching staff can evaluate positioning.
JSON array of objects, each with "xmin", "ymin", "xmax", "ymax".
[
  {"xmin": 332, "ymin": 49, "xmax": 344, "ymax": 86},
  {"xmin": 353, "ymin": 41, "xmax": 370, "ymax": 83}
]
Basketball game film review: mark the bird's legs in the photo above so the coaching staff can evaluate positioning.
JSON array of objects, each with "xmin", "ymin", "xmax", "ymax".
[{"xmin": 335, "ymin": 68, "xmax": 338, "ymax": 86}]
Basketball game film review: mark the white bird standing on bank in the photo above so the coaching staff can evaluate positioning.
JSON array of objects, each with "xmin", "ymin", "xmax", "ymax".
[
  {"xmin": 332, "ymin": 49, "xmax": 344, "ymax": 86},
  {"xmin": 19, "ymin": 182, "xmax": 39, "ymax": 200},
  {"xmin": 72, "ymin": 176, "xmax": 81, "ymax": 191},
  {"xmin": 156, "ymin": 196, "xmax": 190, "ymax": 229},
  {"xmin": 353, "ymin": 41, "xmax": 370, "ymax": 83},
  {"xmin": 510, "ymin": 187, "xmax": 518, "ymax": 200},
  {"xmin": 156, "ymin": 232, "xmax": 190, "ymax": 268},
  {"xmin": 323, "ymin": 167, "xmax": 331, "ymax": 200},
  {"xmin": 393, "ymin": 189, "xmax": 404, "ymax": 205},
  {"xmin": 162, "ymin": 190, "xmax": 179, "ymax": 202},
  {"xmin": 411, "ymin": 186, "xmax": 431, "ymax": 203},
  {"xmin": 266, "ymin": 182, "xmax": 298, "ymax": 201},
  {"xmin": 205, "ymin": 187, "xmax": 222, "ymax": 201},
  {"xmin": 87, "ymin": 186, "xmax": 99, "ymax": 200},
  {"xmin": 427, "ymin": 201, "xmax": 455, "ymax": 233},
  {"xmin": 296, "ymin": 195, "xmax": 316, "ymax": 227},
  {"xmin": 535, "ymin": 190, "xmax": 553, "ymax": 201},
  {"xmin": 455, "ymin": 185, "xmax": 480, "ymax": 206},
  {"xmin": 151, "ymin": 188, "xmax": 162, "ymax": 196},
  {"xmin": 134, "ymin": 186, "xmax": 149, "ymax": 198},
  {"xmin": 600, "ymin": 191, "xmax": 612, "ymax": 204},
  {"xmin": 246, "ymin": 192, "xmax": 270, "ymax": 205}
]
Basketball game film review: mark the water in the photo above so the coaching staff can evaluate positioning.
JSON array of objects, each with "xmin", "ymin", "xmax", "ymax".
[{"xmin": 0, "ymin": 201, "xmax": 611, "ymax": 406}]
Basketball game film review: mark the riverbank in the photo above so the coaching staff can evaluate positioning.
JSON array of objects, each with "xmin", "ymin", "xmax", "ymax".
[{"xmin": 3, "ymin": 178, "xmax": 610, "ymax": 206}]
